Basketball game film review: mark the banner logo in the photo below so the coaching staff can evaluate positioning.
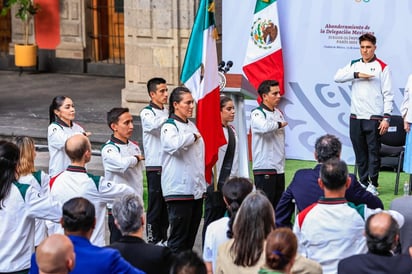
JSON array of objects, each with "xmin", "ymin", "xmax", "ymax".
[{"xmin": 250, "ymin": 18, "xmax": 278, "ymax": 49}]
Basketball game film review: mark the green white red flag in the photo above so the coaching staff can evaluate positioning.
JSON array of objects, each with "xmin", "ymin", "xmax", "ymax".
[
  {"xmin": 180, "ymin": 0, "xmax": 226, "ymax": 183},
  {"xmin": 243, "ymin": 0, "xmax": 285, "ymax": 95}
]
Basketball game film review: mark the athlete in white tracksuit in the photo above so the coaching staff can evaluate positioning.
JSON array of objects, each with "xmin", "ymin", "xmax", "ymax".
[
  {"xmin": 160, "ymin": 87, "xmax": 206, "ymax": 253},
  {"xmin": 334, "ymin": 33, "xmax": 393, "ymax": 188},
  {"xmin": 101, "ymin": 107, "xmax": 144, "ymax": 243},
  {"xmin": 141, "ymin": 101, "xmax": 169, "ymax": 244},
  {"xmin": 0, "ymin": 141, "xmax": 61, "ymax": 273},
  {"xmin": 48, "ymin": 96, "xmax": 89, "ymax": 177},
  {"xmin": 251, "ymin": 80, "xmax": 287, "ymax": 210}
]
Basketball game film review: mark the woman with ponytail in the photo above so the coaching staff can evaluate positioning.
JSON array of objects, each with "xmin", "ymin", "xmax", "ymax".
[
  {"xmin": 203, "ymin": 177, "xmax": 253, "ymax": 273},
  {"xmin": 259, "ymin": 228, "xmax": 297, "ymax": 274},
  {"xmin": 48, "ymin": 95, "xmax": 90, "ymax": 177},
  {"xmin": 216, "ymin": 190, "xmax": 275, "ymax": 274},
  {"xmin": 0, "ymin": 141, "xmax": 61, "ymax": 273},
  {"xmin": 160, "ymin": 86, "xmax": 205, "ymax": 253}
]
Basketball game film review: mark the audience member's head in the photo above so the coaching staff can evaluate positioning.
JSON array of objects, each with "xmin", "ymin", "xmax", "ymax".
[
  {"xmin": 319, "ymin": 158, "xmax": 350, "ymax": 191},
  {"xmin": 170, "ymin": 250, "xmax": 206, "ymax": 274},
  {"xmin": 36, "ymin": 234, "xmax": 75, "ymax": 274},
  {"xmin": 65, "ymin": 134, "xmax": 91, "ymax": 163},
  {"xmin": 0, "ymin": 140, "xmax": 20, "ymax": 209},
  {"xmin": 314, "ymin": 134, "xmax": 341, "ymax": 163},
  {"xmin": 112, "ymin": 194, "xmax": 144, "ymax": 236},
  {"xmin": 231, "ymin": 190, "xmax": 276, "ymax": 267},
  {"xmin": 365, "ymin": 212, "xmax": 400, "ymax": 255},
  {"xmin": 222, "ymin": 177, "xmax": 254, "ymax": 239},
  {"xmin": 61, "ymin": 197, "xmax": 96, "ymax": 238},
  {"xmin": 13, "ymin": 136, "xmax": 36, "ymax": 176},
  {"xmin": 264, "ymin": 228, "xmax": 297, "ymax": 273}
]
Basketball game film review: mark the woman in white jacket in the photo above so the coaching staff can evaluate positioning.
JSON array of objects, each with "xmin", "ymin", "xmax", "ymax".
[
  {"xmin": 0, "ymin": 141, "xmax": 61, "ymax": 273},
  {"xmin": 160, "ymin": 86, "xmax": 205, "ymax": 253},
  {"xmin": 47, "ymin": 95, "xmax": 90, "ymax": 177},
  {"xmin": 14, "ymin": 136, "xmax": 50, "ymax": 247},
  {"xmin": 401, "ymin": 75, "xmax": 412, "ymax": 174}
]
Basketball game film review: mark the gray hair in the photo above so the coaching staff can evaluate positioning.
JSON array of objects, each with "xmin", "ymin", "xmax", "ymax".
[{"xmin": 112, "ymin": 194, "xmax": 144, "ymax": 235}]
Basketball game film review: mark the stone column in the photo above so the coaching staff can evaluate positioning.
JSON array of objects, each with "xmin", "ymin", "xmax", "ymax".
[{"xmin": 122, "ymin": 0, "xmax": 201, "ymax": 115}]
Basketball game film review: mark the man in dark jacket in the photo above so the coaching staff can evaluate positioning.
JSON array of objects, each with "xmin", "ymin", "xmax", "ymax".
[
  {"xmin": 338, "ymin": 211, "xmax": 412, "ymax": 274},
  {"xmin": 276, "ymin": 134, "xmax": 383, "ymax": 228},
  {"xmin": 110, "ymin": 194, "xmax": 174, "ymax": 274}
]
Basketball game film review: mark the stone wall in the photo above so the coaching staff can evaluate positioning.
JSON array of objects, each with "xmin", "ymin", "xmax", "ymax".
[{"xmin": 122, "ymin": 0, "xmax": 203, "ymax": 114}]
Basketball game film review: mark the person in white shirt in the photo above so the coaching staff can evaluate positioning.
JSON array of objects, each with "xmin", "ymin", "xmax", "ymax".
[
  {"xmin": 0, "ymin": 141, "xmax": 61, "ymax": 273},
  {"xmin": 202, "ymin": 95, "xmax": 240, "ymax": 245},
  {"xmin": 293, "ymin": 158, "xmax": 403, "ymax": 274},
  {"xmin": 251, "ymin": 79, "xmax": 288, "ymax": 210},
  {"xmin": 334, "ymin": 33, "xmax": 393, "ymax": 194},
  {"xmin": 48, "ymin": 96, "xmax": 91, "ymax": 177},
  {"xmin": 14, "ymin": 136, "xmax": 50, "ymax": 247},
  {"xmin": 101, "ymin": 107, "xmax": 145, "ymax": 243},
  {"xmin": 50, "ymin": 134, "xmax": 134, "ymax": 246},
  {"xmin": 140, "ymin": 77, "xmax": 169, "ymax": 245},
  {"xmin": 203, "ymin": 177, "xmax": 253, "ymax": 273},
  {"xmin": 161, "ymin": 86, "xmax": 205, "ymax": 253},
  {"xmin": 400, "ymin": 75, "xmax": 412, "ymax": 176}
]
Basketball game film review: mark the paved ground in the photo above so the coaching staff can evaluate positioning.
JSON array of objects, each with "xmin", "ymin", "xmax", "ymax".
[
  {"xmin": 0, "ymin": 70, "xmax": 203, "ymax": 255},
  {"xmin": 0, "ymin": 70, "xmax": 123, "ymax": 144}
]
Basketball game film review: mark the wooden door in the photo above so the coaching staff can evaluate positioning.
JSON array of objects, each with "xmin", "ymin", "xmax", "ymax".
[
  {"xmin": 108, "ymin": 0, "xmax": 124, "ymax": 61},
  {"xmin": 91, "ymin": 0, "xmax": 124, "ymax": 63},
  {"xmin": 0, "ymin": 0, "xmax": 11, "ymax": 53}
]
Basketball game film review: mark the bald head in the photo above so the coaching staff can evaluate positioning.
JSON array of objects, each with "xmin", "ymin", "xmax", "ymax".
[
  {"xmin": 36, "ymin": 234, "xmax": 75, "ymax": 274},
  {"xmin": 65, "ymin": 134, "xmax": 91, "ymax": 163},
  {"xmin": 369, "ymin": 212, "xmax": 392, "ymax": 237},
  {"xmin": 365, "ymin": 212, "xmax": 399, "ymax": 254}
]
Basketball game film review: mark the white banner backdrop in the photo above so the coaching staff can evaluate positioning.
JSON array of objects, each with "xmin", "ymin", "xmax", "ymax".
[{"xmin": 223, "ymin": 0, "xmax": 412, "ymax": 164}]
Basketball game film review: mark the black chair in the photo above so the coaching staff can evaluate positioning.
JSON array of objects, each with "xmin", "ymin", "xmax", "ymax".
[{"xmin": 379, "ymin": 115, "xmax": 406, "ymax": 195}]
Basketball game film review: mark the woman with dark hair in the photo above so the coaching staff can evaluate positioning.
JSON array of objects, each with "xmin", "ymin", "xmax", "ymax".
[
  {"xmin": 160, "ymin": 86, "xmax": 205, "ymax": 253},
  {"xmin": 216, "ymin": 190, "xmax": 276, "ymax": 273},
  {"xmin": 0, "ymin": 141, "xmax": 61, "ymax": 273},
  {"xmin": 48, "ymin": 95, "xmax": 90, "ymax": 177},
  {"xmin": 259, "ymin": 228, "xmax": 297, "ymax": 274},
  {"xmin": 203, "ymin": 95, "xmax": 240, "ymax": 245},
  {"xmin": 14, "ymin": 136, "xmax": 50, "ymax": 246},
  {"xmin": 203, "ymin": 177, "xmax": 253, "ymax": 273}
]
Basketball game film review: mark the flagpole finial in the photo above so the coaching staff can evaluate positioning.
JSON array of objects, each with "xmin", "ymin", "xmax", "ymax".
[{"xmin": 208, "ymin": 1, "xmax": 215, "ymax": 13}]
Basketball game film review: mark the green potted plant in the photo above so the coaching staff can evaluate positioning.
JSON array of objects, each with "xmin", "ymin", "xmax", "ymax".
[{"xmin": 1, "ymin": 0, "xmax": 40, "ymax": 67}]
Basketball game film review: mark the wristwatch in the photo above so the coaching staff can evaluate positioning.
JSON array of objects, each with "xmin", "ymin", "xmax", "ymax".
[{"xmin": 383, "ymin": 117, "xmax": 391, "ymax": 122}]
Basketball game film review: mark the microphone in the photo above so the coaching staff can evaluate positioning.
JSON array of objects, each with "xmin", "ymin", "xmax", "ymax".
[
  {"xmin": 224, "ymin": 61, "xmax": 233, "ymax": 73},
  {"xmin": 218, "ymin": 61, "xmax": 225, "ymax": 72}
]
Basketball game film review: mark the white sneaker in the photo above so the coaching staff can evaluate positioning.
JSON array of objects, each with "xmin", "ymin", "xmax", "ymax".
[
  {"xmin": 366, "ymin": 184, "xmax": 379, "ymax": 196},
  {"xmin": 155, "ymin": 240, "xmax": 167, "ymax": 247}
]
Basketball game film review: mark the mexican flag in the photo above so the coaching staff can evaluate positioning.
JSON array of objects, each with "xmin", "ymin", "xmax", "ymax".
[
  {"xmin": 242, "ymin": 0, "xmax": 285, "ymax": 95},
  {"xmin": 180, "ymin": 0, "xmax": 226, "ymax": 183}
]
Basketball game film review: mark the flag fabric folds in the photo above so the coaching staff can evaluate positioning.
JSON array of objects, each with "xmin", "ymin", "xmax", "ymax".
[
  {"xmin": 242, "ymin": 0, "xmax": 285, "ymax": 95},
  {"xmin": 180, "ymin": 0, "xmax": 226, "ymax": 183}
]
